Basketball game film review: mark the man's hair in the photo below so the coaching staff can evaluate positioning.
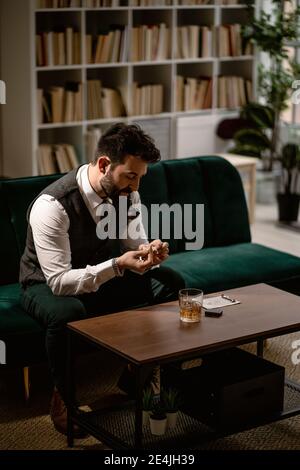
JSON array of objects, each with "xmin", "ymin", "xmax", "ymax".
[{"xmin": 92, "ymin": 123, "xmax": 161, "ymax": 166}]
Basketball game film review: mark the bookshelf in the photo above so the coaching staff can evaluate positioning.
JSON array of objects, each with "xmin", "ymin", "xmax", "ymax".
[{"xmin": 0, "ymin": 0, "xmax": 255, "ymax": 177}]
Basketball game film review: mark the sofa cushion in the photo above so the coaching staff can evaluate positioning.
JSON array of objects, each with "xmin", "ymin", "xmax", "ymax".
[
  {"xmin": 0, "ymin": 283, "xmax": 45, "ymax": 365},
  {"xmin": 1, "ymin": 174, "xmax": 61, "ymax": 258},
  {"xmin": 164, "ymin": 243, "xmax": 300, "ymax": 295},
  {"xmin": 0, "ymin": 184, "xmax": 20, "ymax": 286},
  {"xmin": 0, "ymin": 284, "xmax": 42, "ymax": 334}
]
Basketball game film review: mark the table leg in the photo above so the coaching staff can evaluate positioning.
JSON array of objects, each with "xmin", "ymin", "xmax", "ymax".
[
  {"xmin": 133, "ymin": 365, "xmax": 156, "ymax": 448},
  {"xmin": 134, "ymin": 365, "xmax": 144, "ymax": 449},
  {"xmin": 66, "ymin": 330, "xmax": 74, "ymax": 448},
  {"xmin": 257, "ymin": 339, "xmax": 264, "ymax": 358}
]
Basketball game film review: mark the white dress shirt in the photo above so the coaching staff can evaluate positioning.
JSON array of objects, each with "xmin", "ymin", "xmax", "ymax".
[{"xmin": 29, "ymin": 164, "xmax": 148, "ymax": 296}]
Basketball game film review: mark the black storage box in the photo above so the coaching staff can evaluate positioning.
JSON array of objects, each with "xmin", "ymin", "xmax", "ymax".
[{"xmin": 162, "ymin": 348, "xmax": 285, "ymax": 431}]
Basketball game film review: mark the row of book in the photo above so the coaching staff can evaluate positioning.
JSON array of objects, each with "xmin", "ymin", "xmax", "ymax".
[
  {"xmin": 177, "ymin": 24, "xmax": 252, "ymax": 59},
  {"xmin": 36, "ymin": 29, "xmax": 81, "ymax": 67},
  {"xmin": 130, "ymin": 24, "xmax": 170, "ymax": 61},
  {"xmin": 37, "ymin": 82, "xmax": 83, "ymax": 123},
  {"xmin": 37, "ymin": 144, "xmax": 80, "ymax": 175},
  {"xmin": 36, "ymin": 24, "xmax": 252, "ymax": 67},
  {"xmin": 37, "ymin": 0, "xmax": 213, "ymax": 7},
  {"xmin": 220, "ymin": 0, "xmax": 243, "ymax": 4},
  {"xmin": 37, "ymin": 75, "xmax": 251, "ymax": 124},
  {"xmin": 176, "ymin": 26, "xmax": 214, "ymax": 59},
  {"xmin": 85, "ymin": 0, "xmax": 121, "ymax": 5},
  {"xmin": 86, "ymin": 27, "xmax": 128, "ymax": 63},
  {"xmin": 176, "ymin": 76, "xmax": 212, "ymax": 111},
  {"xmin": 178, "ymin": 0, "xmax": 211, "ymax": 4},
  {"xmin": 38, "ymin": 0, "xmax": 240, "ymax": 8},
  {"xmin": 36, "ymin": 0, "xmax": 121, "ymax": 7},
  {"xmin": 87, "ymin": 80, "xmax": 126, "ymax": 119},
  {"xmin": 217, "ymin": 24, "xmax": 252, "ymax": 57},
  {"xmin": 130, "ymin": 83, "xmax": 164, "ymax": 115},
  {"xmin": 38, "ymin": 80, "xmax": 163, "ymax": 123},
  {"xmin": 218, "ymin": 76, "xmax": 252, "ymax": 108},
  {"xmin": 131, "ymin": 0, "xmax": 171, "ymax": 5},
  {"xmin": 37, "ymin": 0, "xmax": 82, "ymax": 7}
]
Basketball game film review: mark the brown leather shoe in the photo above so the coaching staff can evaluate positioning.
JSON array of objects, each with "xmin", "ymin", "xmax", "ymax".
[{"xmin": 50, "ymin": 388, "xmax": 87, "ymax": 438}]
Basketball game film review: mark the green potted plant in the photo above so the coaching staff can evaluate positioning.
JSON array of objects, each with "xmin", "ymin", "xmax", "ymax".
[
  {"xmin": 230, "ymin": 0, "xmax": 300, "ymax": 172},
  {"xmin": 244, "ymin": 0, "xmax": 300, "ymax": 171},
  {"xmin": 142, "ymin": 386, "xmax": 154, "ymax": 426},
  {"xmin": 277, "ymin": 143, "xmax": 300, "ymax": 221},
  {"xmin": 149, "ymin": 401, "xmax": 167, "ymax": 436},
  {"xmin": 229, "ymin": 102, "xmax": 274, "ymax": 162},
  {"xmin": 161, "ymin": 387, "xmax": 181, "ymax": 429}
]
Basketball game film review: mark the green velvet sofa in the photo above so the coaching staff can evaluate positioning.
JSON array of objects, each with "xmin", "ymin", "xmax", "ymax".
[{"xmin": 1, "ymin": 156, "xmax": 300, "ymax": 383}]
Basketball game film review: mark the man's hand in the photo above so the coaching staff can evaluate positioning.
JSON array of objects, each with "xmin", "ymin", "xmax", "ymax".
[
  {"xmin": 116, "ymin": 246, "xmax": 154, "ymax": 274},
  {"xmin": 139, "ymin": 239, "xmax": 169, "ymax": 265}
]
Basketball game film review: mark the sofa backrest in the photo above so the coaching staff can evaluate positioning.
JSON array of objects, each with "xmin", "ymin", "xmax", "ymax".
[
  {"xmin": 0, "ymin": 156, "xmax": 250, "ymax": 286},
  {"xmin": 0, "ymin": 174, "xmax": 60, "ymax": 286},
  {"xmin": 139, "ymin": 156, "xmax": 251, "ymax": 252}
]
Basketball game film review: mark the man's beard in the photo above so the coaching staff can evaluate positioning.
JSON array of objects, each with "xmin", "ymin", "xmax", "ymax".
[{"xmin": 100, "ymin": 170, "xmax": 131, "ymax": 203}]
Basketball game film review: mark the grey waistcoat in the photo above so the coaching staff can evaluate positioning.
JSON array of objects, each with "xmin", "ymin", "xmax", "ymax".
[{"xmin": 19, "ymin": 168, "xmax": 119, "ymax": 289}]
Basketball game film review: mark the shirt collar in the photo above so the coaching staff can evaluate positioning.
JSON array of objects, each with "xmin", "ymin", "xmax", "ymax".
[{"xmin": 81, "ymin": 164, "xmax": 112, "ymax": 209}]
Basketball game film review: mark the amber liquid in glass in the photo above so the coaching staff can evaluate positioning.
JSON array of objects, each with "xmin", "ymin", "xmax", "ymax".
[{"xmin": 180, "ymin": 302, "xmax": 202, "ymax": 322}]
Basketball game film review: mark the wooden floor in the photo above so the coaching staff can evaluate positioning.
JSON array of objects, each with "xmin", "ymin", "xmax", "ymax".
[{"xmin": 252, "ymin": 204, "xmax": 300, "ymax": 257}]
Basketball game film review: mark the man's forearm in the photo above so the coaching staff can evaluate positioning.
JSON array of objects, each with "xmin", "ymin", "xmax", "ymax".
[{"xmin": 47, "ymin": 259, "xmax": 116, "ymax": 296}]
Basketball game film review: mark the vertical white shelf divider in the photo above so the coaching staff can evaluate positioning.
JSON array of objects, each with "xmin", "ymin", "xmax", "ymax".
[
  {"xmin": 127, "ymin": 7, "xmax": 133, "ymax": 122},
  {"xmin": 213, "ymin": 0, "xmax": 220, "ymax": 111},
  {"xmin": 170, "ymin": 3, "xmax": 178, "ymax": 160},
  {"xmin": 81, "ymin": 7, "xmax": 86, "ymax": 164},
  {"xmin": 31, "ymin": 0, "xmax": 38, "ymax": 176}
]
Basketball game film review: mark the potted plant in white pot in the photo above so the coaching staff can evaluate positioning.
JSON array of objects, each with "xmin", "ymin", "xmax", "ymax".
[
  {"xmin": 142, "ymin": 386, "xmax": 154, "ymax": 426},
  {"xmin": 277, "ymin": 143, "xmax": 300, "ymax": 222},
  {"xmin": 149, "ymin": 401, "xmax": 167, "ymax": 436},
  {"xmin": 161, "ymin": 387, "xmax": 181, "ymax": 430}
]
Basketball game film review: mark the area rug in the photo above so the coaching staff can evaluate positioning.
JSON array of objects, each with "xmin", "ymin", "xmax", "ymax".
[{"xmin": 1, "ymin": 332, "xmax": 300, "ymax": 450}]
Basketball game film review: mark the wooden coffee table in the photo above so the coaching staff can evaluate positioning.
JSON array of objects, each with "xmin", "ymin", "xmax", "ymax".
[{"xmin": 66, "ymin": 283, "xmax": 300, "ymax": 449}]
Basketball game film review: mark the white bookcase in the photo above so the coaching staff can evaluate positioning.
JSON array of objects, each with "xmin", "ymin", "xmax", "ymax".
[{"xmin": 0, "ymin": 0, "xmax": 255, "ymax": 177}]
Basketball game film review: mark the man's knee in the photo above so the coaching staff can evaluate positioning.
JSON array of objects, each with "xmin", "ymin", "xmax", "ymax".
[
  {"xmin": 47, "ymin": 298, "xmax": 86, "ymax": 329},
  {"xmin": 22, "ymin": 283, "xmax": 86, "ymax": 329}
]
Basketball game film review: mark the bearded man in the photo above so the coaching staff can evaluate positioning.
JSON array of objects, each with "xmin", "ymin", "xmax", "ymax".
[{"xmin": 19, "ymin": 123, "xmax": 184, "ymax": 436}]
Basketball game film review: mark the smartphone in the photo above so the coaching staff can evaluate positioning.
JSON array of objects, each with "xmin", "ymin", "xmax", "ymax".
[{"xmin": 204, "ymin": 308, "xmax": 223, "ymax": 318}]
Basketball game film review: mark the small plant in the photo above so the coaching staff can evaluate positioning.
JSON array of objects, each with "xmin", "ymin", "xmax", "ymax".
[
  {"xmin": 150, "ymin": 400, "xmax": 166, "ymax": 420},
  {"xmin": 161, "ymin": 387, "xmax": 181, "ymax": 413},
  {"xmin": 149, "ymin": 400, "xmax": 167, "ymax": 435},
  {"xmin": 142, "ymin": 386, "xmax": 154, "ymax": 411}
]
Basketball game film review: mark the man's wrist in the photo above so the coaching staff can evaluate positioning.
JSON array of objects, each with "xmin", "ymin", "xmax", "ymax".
[{"xmin": 113, "ymin": 257, "xmax": 124, "ymax": 277}]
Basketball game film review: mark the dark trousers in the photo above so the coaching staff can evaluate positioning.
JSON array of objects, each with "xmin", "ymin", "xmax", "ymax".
[{"xmin": 21, "ymin": 267, "xmax": 185, "ymax": 399}]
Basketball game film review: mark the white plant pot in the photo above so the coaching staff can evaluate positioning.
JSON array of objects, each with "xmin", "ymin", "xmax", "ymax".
[
  {"xmin": 149, "ymin": 416, "xmax": 167, "ymax": 435},
  {"xmin": 166, "ymin": 411, "xmax": 178, "ymax": 429},
  {"xmin": 143, "ymin": 410, "xmax": 150, "ymax": 426}
]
